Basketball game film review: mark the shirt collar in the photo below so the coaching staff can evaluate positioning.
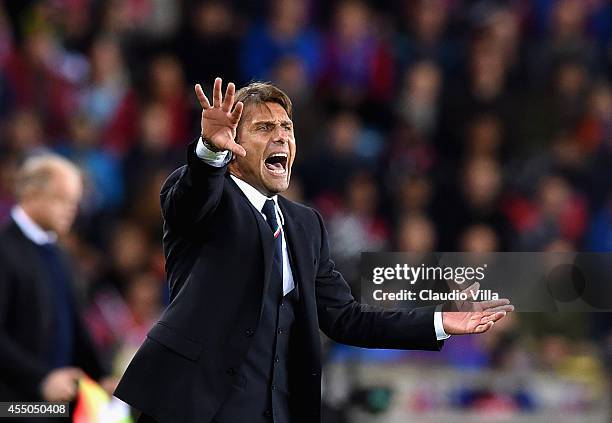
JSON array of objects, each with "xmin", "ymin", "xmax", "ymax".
[
  {"xmin": 230, "ymin": 175, "xmax": 284, "ymax": 225},
  {"xmin": 11, "ymin": 205, "xmax": 58, "ymax": 245}
]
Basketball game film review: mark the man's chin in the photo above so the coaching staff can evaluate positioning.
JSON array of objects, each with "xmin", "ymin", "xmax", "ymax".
[{"xmin": 264, "ymin": 180, "xmax": 290, "ymax": 195}]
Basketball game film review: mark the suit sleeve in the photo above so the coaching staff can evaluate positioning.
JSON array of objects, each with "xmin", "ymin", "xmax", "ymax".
[
  {"xmin": 313, "ymin": 210, "xmax": 443, "ymax": 351},
  {"xmin": 160, "ymin": 139, "xmax": 229, "ymax": 231},
  {"xmin": 0, "ymin": 265, "xmax": 50, "ymax": 399}
]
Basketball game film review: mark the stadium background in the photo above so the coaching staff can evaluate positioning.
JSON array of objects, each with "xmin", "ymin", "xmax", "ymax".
[{"xmin": 1, "ymin": 0, "xmax": 612, "ymax": 420}]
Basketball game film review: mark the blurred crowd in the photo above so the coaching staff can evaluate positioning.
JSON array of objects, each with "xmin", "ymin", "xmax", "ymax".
[{"xmin": 1, "ymin": 0, "xmax": 612, "ymax": 416}]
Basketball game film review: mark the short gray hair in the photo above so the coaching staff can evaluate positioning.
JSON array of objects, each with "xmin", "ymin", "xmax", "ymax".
[{"xmin": 14, "ymin": 154, "xmax": 81, "ymax": 200}]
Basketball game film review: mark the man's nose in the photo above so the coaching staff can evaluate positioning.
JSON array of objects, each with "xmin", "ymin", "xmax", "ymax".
[{"xmin": 272, "ymin": 127, "xmax": 288, "ymax": 144}]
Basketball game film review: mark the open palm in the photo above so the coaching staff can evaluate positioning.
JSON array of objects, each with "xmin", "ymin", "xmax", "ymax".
[
  {"xmin": 442, "ymin": 282, "xmax": 514, "ymax": 335},
  {"xmin": 195, "ymin": 77, "xmax": 246, "ymax": 157}
]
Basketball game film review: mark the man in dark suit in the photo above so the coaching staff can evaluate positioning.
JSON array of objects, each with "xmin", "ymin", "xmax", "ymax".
[
  {"xmin": 115, "ymin": 78, "xmax": 512, "ymax": 423},
  {"xmin": 0, "ymin": 155, "xmax": 111, "ymax": 406}
]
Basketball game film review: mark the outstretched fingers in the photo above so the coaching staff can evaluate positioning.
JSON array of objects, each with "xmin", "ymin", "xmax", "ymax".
[
  {"xmin": 196, "ymin": 77, "xmax": 245, "ymax": 157},
  {"xmin": 213, "ymin": 77, "xmax": 223, "ymax": 108},
  {"xmin": 230, "ymin": 101, "xmax": 243, "ymax": 124},
  {"xmin": 482, "ymin": 304, "xmax": 514, "ymax": 314},
  {"xmin": 478, "ymin": 298, "xmax": 511, "ymax": 310},
  {"xmin": 222, "ymin": 82, "xmax": 236, "ymax": 112},
  {"xmin": 474, "ymin": 321, "xmax": 495, "ymax": 333},
  {"xmin": 472, "ymin": 310, "xmax": 508, "ymax": 333},
  {"xmin": 195, "ymin": 84, "xmax": 211, "ymax": 109},
  {"xmin": 478, "ymin": 311, "xmax": 507, "ymax": 329}
]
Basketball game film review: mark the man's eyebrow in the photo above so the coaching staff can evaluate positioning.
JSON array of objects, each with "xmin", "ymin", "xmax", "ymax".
[{"xmin": 250, "ymin": 119, "xmax": 293, "ymax": 126}]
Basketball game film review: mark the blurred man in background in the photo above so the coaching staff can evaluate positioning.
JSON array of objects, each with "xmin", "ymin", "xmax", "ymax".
[{"xmin": 0, "ymin": 155, "xmax": 110, "ymax": 404}]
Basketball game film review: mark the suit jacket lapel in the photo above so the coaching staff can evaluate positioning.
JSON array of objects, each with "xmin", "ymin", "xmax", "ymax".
[
  {"xmin": 278, "ymin": 201, "xmax": 308, "ymax": 291},
  {"xmin": 278, "ymin": 198, "xmax": 319, "ymax": 340},
  {"xmin": 227, "ymin": 176, "xmax": 274, "ymax": 318}
]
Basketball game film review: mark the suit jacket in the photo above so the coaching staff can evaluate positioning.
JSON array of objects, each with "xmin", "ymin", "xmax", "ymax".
[
  {"xmin": 115, "ymin": 141, "xmax": 443, "ymax": 423},
  {"xmin": 0, "ymin": 219, "xmax": 105, "ymax": 401}
]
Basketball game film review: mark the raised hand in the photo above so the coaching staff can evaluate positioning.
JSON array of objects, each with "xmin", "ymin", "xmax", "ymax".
[
  {"xmin": 195, "ymin": 77, "xmax": 246, "ymax": 157},
  {"xmin": 442, "ymin": 282, "xmax": 514, "ymax": 335}
]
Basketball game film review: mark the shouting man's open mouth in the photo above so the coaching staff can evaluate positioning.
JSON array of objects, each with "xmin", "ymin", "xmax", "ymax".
[{"xmin": 264, "ymin": 152, "xmax": 288, "ymax": 176}]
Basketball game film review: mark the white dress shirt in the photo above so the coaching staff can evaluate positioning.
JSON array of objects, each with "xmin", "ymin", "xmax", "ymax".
[
  {"xmin": 11, "ymin": 205, "xmax": 57, "ymax": 245},
  {"xmin": 230, "ymin": 175, "xmax": 296, "ymax": 296},
  {"xmin": 195, "ymin": 138, "xmax": 449, "ymax": 340}
]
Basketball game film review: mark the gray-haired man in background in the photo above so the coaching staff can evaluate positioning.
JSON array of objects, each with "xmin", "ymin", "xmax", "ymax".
[{"xmin": 0, "ymin": 154, "xmax": 112, "ymax": 406}]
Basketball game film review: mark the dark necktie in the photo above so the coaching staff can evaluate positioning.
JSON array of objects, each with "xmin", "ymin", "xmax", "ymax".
[{"xmin": 262, "ymin": 199, "xmax": 283, "ymax": 295}]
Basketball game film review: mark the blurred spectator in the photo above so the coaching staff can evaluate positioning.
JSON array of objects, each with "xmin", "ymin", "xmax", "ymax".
[
  {"xmin": 240, "ymin": 0, "xmax": 321, "ymax": 82},
  {"xmin": 3, "ymin": 29, "xmax": 81, "ymax": 137},
  {"xmin": 0, "ymin": 155, "xmax": 112, "ymax": 402},
  {"xmin": 528, "ymin": 0, "xmax": 599, "ymax": 85},
  {"xmin": 86, "ymin": 269, "xmax": 163, "ymax": 377},
  {"xmin": 554, "ymin": 59, "xmax": 590, "ymax": 127},
  {"xmin": 127, "ymin": 168, "xmax": 170, "ymax": 235},
  {"xmin": 587, "ymin": 194, "xmax": 612, "ymax": 252},
  {"xmin": 577, "ymin": 81, "xmax": 612, "ymax": 155},
  {"xmin": 97, "ymin": 220, "xmax": 152, "ymax": 296},
  {"xmin": 179, "ymin": 1, "xmax": 240, "ymax": 85},
  {"xmin": 465, "ymin": 113, "xmax": 506, "ymax": 161},
  {"xmin": 0, "ymin": 5, "xmax": 13, "ymax": 66},
  {"xmin": 272, "ymin": 56, "xmax": 325, "ymax": 160},
  {"xmin": 390, "ymin": 173, "xmax": 433, "ymax": 219},
  {"xmin": 100, "ymin": 0, "xmax": 180, "ymax": 45},
  {"xmin": 515, "ymin": 174, "xmax": 588, "ymax": 250},
  {"xmin": 396, "ymin": 213, "xmax": 436, "ymax": 252},
  {"xmin": 438, "ymin": 32, "xmax": 515, "ymax": 160},
  {"xmin": 80, "ymin": 36, "xmax": 139, "ymax": 155},
  {"xmin": 112, "ymin": 271, "xmax": 163, "ymax": 374},
  {"xmin": 460, "ymin": 224, "xmax": 500, "ymax": 253},
  {"xmin": 81, "ymin": 37, "xmax": 128, "ymax": 129},
  {"xmin": 320, "ymin": 0, "xmax": 395, "ymax": 110},
  {"xmin": 147, "ymin": 54, "xmax": 190, "ymax": 147},
  {"xmin": 394, "ymin": 0, "xmax": 460, "ymax": 74},
  {"xmin": 481, "ymin": 5, "xmax": 522, "ymax": 80},
  {"xmin": 384, "ymin": 122, "xmax": 436, "ymax": 195},
  {"xmin": 590, "ymin": 1, "xmax": 612, "ymax": 73},
  {"xmin": 56, "ymin": 114, "xmax": 124, "ymax": 214},
  {"xmin": 301, "ymin": 110, "xmax": 366, "ymax": 204},
  {"xmin": 396, "ymin": 60, "xmax": 443, "ymax": 138},
  {"xmin": 518, "ymin": 57, "xmax": 591, "ymax": 156},
  {"xmin": 328, "ymin": 171, "xmax": 388, "ymax": 284},
  {"xmin": 434, "ymin": 157, "xmax": 511, "ymax": 250},
  {"xmin": 122, "ymin": 102, "xmax": 182, "ymax": 202},
  {"xmin": 0, "ymin": 150, "xmax": 18, "ymax": 222},
  {"xmin": 6, "ymin": 109, "xmax": 47, "ymax": 155}
]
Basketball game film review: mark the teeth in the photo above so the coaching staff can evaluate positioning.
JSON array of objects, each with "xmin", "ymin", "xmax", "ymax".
[
  {"xmin": 265, "ymin": 164, "xmax": 286, "ymax": 174},
  {"xmin": 269, "ymin": 153, "xmax": 287, "ymax": 159}
]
